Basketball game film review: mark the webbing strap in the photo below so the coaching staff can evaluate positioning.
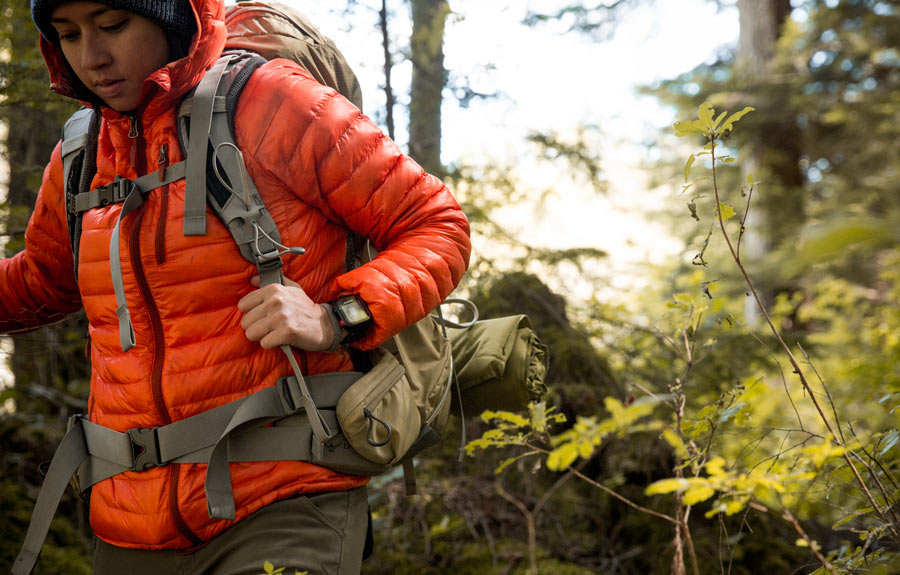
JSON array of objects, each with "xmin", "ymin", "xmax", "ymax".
[
  {"xmin": 106, "ymin": 162, "xmax": 188, "ymax": 352},
  {"xmin": 71, "ymin": 162, "xmax": 186, "ymax": 213},
  {"xmin": 12, "ymin": 421, "xmax": 88, "ymax": 575},
  {"xmin": 109, "ymin": 183, "xmax": 144, "ymax": 351},
  {"xmin": 205, "ymin": 360, "xmax": 336, "ymax": 520},
  {"xmin": 76, "ymin": 371, "xmax": 357, "ymax": 488},
  {"xmin": 185, "ymin": 55, "xmax": 233, "ymax": 236}
]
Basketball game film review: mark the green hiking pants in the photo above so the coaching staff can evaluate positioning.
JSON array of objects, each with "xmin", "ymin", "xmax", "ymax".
[{"xmin": 92, "ymin": 486, "xmax": 370, "ymax": 575}]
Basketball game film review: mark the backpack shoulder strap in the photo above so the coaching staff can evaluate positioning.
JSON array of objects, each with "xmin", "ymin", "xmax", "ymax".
[
  {"xmin": 177, "ymin": 51, "xmax": 290, "ymax": 287},
  {"xmin": 177, "ymin": 52, "xmax": 336, "ymax": 485},
  {"xmin": 61, "ymin": 106, "xmax": 100, "ymax": 279}
]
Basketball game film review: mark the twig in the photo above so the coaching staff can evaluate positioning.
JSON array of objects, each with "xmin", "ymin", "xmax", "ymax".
[
  {"xmin": 537, "ymin": 452, "xmax": 678, "ymax": 525},
  {"xmin": 847, "ymin": 420, "xmax": 899, "ymax": 491},
  {"xmin": 709, "ymin": 138, "xmax": 897, "ymax": 539},
  {"xmin": 495, "ymin": 470, "xmax": 575, "ymax": 575},
  {"xmin": 736, "ymin": 178, "xmax": 755, "ymax": 260},
  {"xmin": 728, "ymin": 313, "xmax": 804, "ymax": 431},
  {"xmin": 782, "ymin": 509, "xmax": 836, "ymax": 574},
  {"xmin": 797, "ymin": 343, "xmax": 843, "ymax": 443}
]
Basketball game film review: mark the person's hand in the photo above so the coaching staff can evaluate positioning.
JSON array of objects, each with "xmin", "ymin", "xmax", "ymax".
[{"xmin": 237, "ymin": 275, "xmax": 336, "ymax": 351}]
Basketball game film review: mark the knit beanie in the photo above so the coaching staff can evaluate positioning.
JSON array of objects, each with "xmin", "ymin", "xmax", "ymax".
[{"xmin": 31, "ymin": 0, "xmax": 196, "ymax": 46}]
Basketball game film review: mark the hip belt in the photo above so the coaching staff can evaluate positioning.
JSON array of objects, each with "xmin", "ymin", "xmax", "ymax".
[{"xmin": 11, "ymin": 371, "xmax": 389, "ymax": 575}]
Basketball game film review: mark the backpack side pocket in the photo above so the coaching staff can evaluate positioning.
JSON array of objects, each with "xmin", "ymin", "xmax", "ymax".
[{"xmin": 336, "ymin": 351, "xmax": 420, "ymax": 465}]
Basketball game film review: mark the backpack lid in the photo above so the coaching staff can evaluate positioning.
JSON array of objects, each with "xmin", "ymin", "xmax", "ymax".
[{"xmin": 224, "ymin": 1, "xmax": 364, "ymax": 110}]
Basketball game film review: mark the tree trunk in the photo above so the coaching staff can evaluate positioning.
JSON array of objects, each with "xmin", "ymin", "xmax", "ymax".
[
  {"xmin": 736, "ymin": 0, "xmax": 804, "ymax": 251},
  {"xmin": 409, "ymin": 0, "xmax": 449, "ymax": 178},
  {"xmin": 380, "ymin": 0, "xmax": 396, "ymax": 140}
]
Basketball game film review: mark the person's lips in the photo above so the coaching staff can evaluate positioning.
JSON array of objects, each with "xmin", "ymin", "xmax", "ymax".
[{"xmin": 93, "ymin": 79, "xmax": 125, "ymax": 99}]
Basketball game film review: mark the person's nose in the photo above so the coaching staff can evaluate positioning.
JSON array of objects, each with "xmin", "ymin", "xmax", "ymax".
[{"xmin": 79, "ymin": 32, "xmax": 112, "ymax": 70}]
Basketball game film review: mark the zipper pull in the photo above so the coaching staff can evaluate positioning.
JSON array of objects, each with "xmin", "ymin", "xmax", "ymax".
[
  {"xmin": 128, "ymin": 115, "xmax": 139, "ymax": 139},
  {"xmin": 128, "ymin": 114, "xmax": 140, "ymax": 167},
  {"xmin": 157, "ymin": 143, "xmax": 169, "ymax": 182}
]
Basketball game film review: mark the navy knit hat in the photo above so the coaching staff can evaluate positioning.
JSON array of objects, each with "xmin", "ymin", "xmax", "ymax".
[{"xmin": 31, "ymin": 0, "xmax": 196, "ymax": 46}]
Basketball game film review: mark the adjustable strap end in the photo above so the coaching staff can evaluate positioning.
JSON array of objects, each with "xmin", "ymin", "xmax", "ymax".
[
  {"xmin": 207, "ymin": 498, "xmax": 237, "ymax": 522},
  {"xmin": 402, "ymin": 460, "xmax": 418, "ymax": 496},
  {"xmin": 115, "ymin": 305, "xmax": 136, "ymax": 352},
  {"xmin": 204, "ymin": 464, "xmax": 237, "ymax": 521},
  {"xmin": 183, "ymin": 214, "xmax": 207, "ymax": 236},
  {"xmin": 11, "ymin": 550, "xmax": 39, "ymax": 575}
]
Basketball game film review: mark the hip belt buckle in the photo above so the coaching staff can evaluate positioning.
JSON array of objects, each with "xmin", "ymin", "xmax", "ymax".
[{"xmin": 126, "ymin": 427, "xmax": 162, "ymax": 470}]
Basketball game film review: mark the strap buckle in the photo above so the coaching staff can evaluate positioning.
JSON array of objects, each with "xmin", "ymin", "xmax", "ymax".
[
  {"xmin": 126, "ymin": 427, "xmax": 162, "ymax": 470},
  {"xmin": 103, "ymin": 177, "xmax": 134, "ymax": 205},
  {"xmin": 70, "ymin": 177, "xmax": 136, "ymax": 214},
  {"xmin": 277, "ymin": 375, "xmax": 304, "ymax": 413}
]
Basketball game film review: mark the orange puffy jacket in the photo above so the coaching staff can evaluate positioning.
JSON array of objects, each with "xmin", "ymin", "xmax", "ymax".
[{"xmin": 0, "ymin": 0, "xmax": 470, "ymax": 550}]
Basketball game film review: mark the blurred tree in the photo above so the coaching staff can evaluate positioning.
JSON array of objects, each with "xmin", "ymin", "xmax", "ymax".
[
  {"xmin": 409, "ymin": 0, "xmax": 449, "ymax": 177},
  {"xmin": 736, "ymin": 0, "xmax": 806, "ymax": 253}
]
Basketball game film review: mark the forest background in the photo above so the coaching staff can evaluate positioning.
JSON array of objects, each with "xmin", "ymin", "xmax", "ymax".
[{"xmin": 1, "ymin": 0, "xmax": 899, "ymax": 573}]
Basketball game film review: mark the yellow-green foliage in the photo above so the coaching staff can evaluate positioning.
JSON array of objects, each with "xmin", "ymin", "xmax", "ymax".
[
  {"xmin": 466, "ymin": 102, "xmax": 900, "ymax": 574},
  {"xmin": 260, "ymin": 561, "xmax": 307, "ymax": 575}
]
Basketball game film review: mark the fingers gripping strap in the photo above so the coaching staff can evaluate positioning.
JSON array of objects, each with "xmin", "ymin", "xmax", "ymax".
[
  {"xmin": 185, "ymin": 55, "xmax": 233, "ymax": 236},
  {"xmin": 12, "ymin": 421, "xmax": 88, "ymax": 575},
  {"xmin": 110, "ymin": 183, "xmax": 145, "ymax": 352}
]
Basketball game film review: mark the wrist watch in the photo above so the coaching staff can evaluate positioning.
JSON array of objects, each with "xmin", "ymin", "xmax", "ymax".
[{"xmin": 329, "ymin": 295, "xmax": 372, "ymax": 343}]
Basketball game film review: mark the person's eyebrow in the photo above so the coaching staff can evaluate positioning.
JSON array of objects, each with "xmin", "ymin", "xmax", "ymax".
[{"xmin": 50, "ymin": 7, "xmax": 116, "ymax": 24}]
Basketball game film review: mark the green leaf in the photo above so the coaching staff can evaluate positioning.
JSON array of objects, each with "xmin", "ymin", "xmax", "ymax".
[
  {"xmin": 530, "ymin": 401, "xmax": 549, "ymax": 433},
  {"xmin": 724, "ymin": 499, "xmax": 746, "ymax": 516},
  {"xmin": 706, "ymin": 457, "xmax": 727, "ymax": 477},
  {"xmin": 481, "ymin": 410, "xmax": 530, "ymax": 428},
  {"xmin": 673, "ymin": 120, "xmax": 705, "ymax": 137},
  {"xmin": 716, "ymin": 106, "xmax": 755, "ymax": 135},
  {"xmin": 494, "ymin": 451, "xmax": 539, "ymax": 475},
  {"xmin": 645, "ymin": 477, "xmax": 689, "ymax": 495},
  {"xmin": 719, "ymin": 403, "xmax": 746, "ymax": 423},
  {"xmin": 832, "ymin": 507, "xmax": 874, "ymax": 529},
  {"xmin": 879, "ymin": 429, "xmax": 899, "ymax": 457},
  {"xmin": 697, "ymin": 102, "xmax": 715, "ymax": 130},
  {"xmin": 547, "ymin": 442, "xmax": 579, "ymax": 471},
  {"xmin": 712, "ymin": 110, "xmax": 727, "ymax": 130},
  {"xmin": 684, "ymin": 484, "xmax": 716, "ymax": 505},
  {"xmin": 683, "ymin": 154, "xmax": 696, "ymax": 183},
  {"xmin": 798, "ymin": 217, "xmax": 893, "ymax": 262},
  {"xmin": 718, "ymin": 202, "xmax": 736, "ymax": 221},
  {"xmin": 661, "ymin": 428, "xmax": 687, "ymax": 458}
]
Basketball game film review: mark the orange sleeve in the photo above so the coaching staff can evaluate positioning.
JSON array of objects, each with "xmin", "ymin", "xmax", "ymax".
[
  {"xmin": 234, "ymin": 60, "xmax": 470, "ymax": 349},
  {"xmin": 0, "ymin": 142, "xmax": 82, "ymax": 332}
]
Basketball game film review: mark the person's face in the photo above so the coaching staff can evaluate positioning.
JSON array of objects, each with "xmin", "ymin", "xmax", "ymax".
[{"xmin": 50, "ymin": 1, "xmax": 171, "ymax": 112}]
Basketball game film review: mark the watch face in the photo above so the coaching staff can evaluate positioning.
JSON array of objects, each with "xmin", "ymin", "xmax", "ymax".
[{"xmin": 337, "ymin": 298, "xmax": 371, "ymax": 325}]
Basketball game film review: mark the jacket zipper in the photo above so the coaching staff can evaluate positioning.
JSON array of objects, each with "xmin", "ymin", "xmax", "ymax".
[
  {"xmin": 156, "ymin": 144, "xmax": 169, "ymax": 265},
  {"xmin": 126, "ymin": 115, "xmax": 200, "ymax": 545}
]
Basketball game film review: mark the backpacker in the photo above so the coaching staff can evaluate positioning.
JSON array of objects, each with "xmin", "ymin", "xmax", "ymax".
[{"xmin": 12, "ymin": 4, "xmax": 548, "ymax": 574}]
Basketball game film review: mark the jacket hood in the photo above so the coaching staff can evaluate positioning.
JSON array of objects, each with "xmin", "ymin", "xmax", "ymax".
[{"xmin": 40, "ymin": 0, "xmax": 226, "ymax": 116}]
